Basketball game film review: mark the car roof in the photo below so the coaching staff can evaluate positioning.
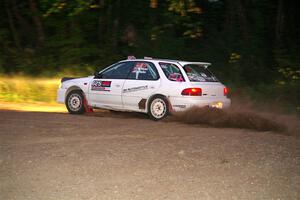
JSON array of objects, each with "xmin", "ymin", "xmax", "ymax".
[{"xmin": 119, "ymin": 58, "xmax": 211, "ymax": 67}]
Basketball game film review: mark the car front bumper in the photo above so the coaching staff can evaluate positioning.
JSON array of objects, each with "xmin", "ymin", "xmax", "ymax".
[{"xmin": 57, "ymin": 88, "xmax": 67, "ymax": 104}]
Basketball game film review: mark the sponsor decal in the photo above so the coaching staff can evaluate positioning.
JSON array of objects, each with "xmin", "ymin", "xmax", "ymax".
[
  {"xmin": 131, "ymin": 63, "xmax": 149, "ymax": 79},
  {"xmin": 159, "ymin": 62, "xmax": 169, "ymax": 69},
  {"xmin": 169, "ymin": 73, "xmax": 184, "ymax": 82},
  {"xmin": 132, "ymin": 62, "xmax": 148, "ymax": 74},
  {"xmin": 123, "ymin": 85, "xmax": 148, "ymax": 93},
  {"xmin": 187, "ymin": 73, "xmax": 206, "ymax": 82},
  {"xmin": 101, "ymin": 81, "xmax": 111, "ymax": 87},
  {"xmin": 173, "ymin": 105, "xmax": 187, "ymax": 108},
  {"xmin": 135, "ymin": 62, "xmax": 148, "ymax": 69},
  {"xmin": 91, "ymin": 80, "xmax": 111, "ymax": 91},
  {"xmin": 200, "ymin": 73, "xmax": 207, "ymax": 77}
]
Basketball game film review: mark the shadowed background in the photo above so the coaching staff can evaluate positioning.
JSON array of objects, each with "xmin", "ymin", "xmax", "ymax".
[{"xmin": 0, "ymin": 0, "xmax": 299, "ymax": 114}]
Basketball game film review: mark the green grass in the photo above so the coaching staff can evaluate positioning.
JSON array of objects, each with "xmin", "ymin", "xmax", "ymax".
[{"xmin": 0, "ymin": 76, "xmax": 60, "ymax": 104}]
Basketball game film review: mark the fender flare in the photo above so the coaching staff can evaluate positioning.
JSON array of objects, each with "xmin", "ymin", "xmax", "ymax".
[
  {"xmin": 65, "ymin": 86, "xmax": 93, "ymax": 112},
  {"xmin": 146, "ymin": 94, "xmax": 173, "ymax": 113}
]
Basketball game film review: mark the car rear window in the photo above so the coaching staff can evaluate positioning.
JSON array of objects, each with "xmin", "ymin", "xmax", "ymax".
[{"xmin": 183, "ymin": 64, "xmax": 218, "ymax": 82}]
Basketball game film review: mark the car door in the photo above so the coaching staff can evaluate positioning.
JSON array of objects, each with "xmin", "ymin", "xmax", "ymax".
[
  {"xmin": 88, "ymin": 62, "xmax": 134, "ymax": 109},
  {"xmin": 122, "ymin": 61, "xmax": 161, "ymax": 111}
]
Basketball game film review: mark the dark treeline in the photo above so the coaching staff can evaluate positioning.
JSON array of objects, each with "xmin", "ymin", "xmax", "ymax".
[{"xmin": 0, "ymin": 0, "xmax": 299, "ymax": 110}]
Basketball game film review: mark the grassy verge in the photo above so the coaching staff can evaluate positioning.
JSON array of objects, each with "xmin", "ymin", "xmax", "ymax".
[{"xmin": 0, "ymin": 76, "xmax": 66, "ymax": 112}]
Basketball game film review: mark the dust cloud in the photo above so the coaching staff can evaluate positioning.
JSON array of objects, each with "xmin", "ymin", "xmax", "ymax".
[{"xmin": 169, "ymin": 106, "xmax": 291, "ymax": 133}]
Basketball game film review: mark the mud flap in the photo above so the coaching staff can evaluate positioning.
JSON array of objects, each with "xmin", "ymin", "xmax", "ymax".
[
  {"xmin": 138, "ymin": 99, "xmax": 147, "ymax": 110},
  {"xmin": 83, "ymin": 95, "xmax": 93, "ymax": 113},
  {"xmin": 166, "ymin": 97, "xmax": 173, "ymax": 113}
]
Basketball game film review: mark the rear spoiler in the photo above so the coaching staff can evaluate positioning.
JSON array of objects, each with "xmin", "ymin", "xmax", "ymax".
[
  {"xmin": 61, "ymin": 77, "xmax": 76, "ymax": 83},
  {"xmin": 178, "ymin": 61, "xmax": 211, "ymax": 68}
]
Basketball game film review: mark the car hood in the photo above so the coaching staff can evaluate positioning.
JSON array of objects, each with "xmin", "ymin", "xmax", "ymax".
[{"xmin": 63, "ymin": 76, "xmax": 93, "ymax": 84}]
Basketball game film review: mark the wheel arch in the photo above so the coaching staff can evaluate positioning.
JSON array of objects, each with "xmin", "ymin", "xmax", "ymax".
[
  {"xmin": 65, "ymin": 86, "xmax": 84, "ymax": 103},
  {"xmin": 146, "ymin": 93, "xmax": 173, "ymax": 113}
]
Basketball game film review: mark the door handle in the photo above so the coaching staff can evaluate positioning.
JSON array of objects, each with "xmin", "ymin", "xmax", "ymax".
[{"xmin": 115, "ymin": 84, "xmax": 121, "ymax": 87}]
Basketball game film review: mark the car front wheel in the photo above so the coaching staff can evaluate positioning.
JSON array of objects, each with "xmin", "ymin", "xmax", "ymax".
[
  {"xmin": 66, "ymin": 90, "xmax": 85, "ymax": 114},
  {"xmin": 148, "ymin": 96, "xmax": 169, "ymax": 120}
]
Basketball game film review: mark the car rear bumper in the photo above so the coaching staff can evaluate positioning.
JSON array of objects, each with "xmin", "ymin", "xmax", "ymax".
[
  {"xmin": 57, "ymin": 88, "xmax": 67, "ymax": 103},
  {"xmin": 169, "ymin": 96, "xmax": 231, "ymax": 111}
]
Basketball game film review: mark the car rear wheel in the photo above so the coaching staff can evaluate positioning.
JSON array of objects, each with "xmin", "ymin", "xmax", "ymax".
[
  {"xmin": 66, "ymin": 90, "xmax": 85, "ymax": 114},
  {"xmin": 148, "ymin": 96, "xmax": 169, "ymax": 120}
]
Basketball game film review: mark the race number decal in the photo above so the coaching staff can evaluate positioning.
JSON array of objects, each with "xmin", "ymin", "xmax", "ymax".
[{"xmin": 91, "ymin": 80, "xmax": 111, "ymax": 91}]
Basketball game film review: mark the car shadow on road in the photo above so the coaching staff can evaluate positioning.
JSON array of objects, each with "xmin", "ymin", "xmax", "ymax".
[{"xmin": 85, "ymin": 110, "xmax": 150, "ymax": 120}]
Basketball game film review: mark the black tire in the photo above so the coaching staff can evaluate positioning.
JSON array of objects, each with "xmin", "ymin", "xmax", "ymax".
[
  {"xmin": 65, "ymin": 90, "xmax": 85, "ymax": 114},
  {"xmin": 148, "ymin": 95, "xmax": 169, "ymax": 120}
]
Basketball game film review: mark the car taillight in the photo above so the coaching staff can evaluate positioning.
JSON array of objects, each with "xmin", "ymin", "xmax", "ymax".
[
  {"xmin": 224, "ymin": 87, "xmax": 229, "ymax": 96},
  {"xmin": 181, "ymin": 88, "xmax": 202, "ymax": 96}
]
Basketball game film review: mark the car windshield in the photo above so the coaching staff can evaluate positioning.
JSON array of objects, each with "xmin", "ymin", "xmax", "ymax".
[{"xmin": 183, "ymin": 64, "xmax": 218, "ymax": 82}]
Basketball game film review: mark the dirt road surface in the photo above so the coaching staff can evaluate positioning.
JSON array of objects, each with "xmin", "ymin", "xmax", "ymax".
[{"xmin": 1, "ymin": 110, "xmax": 299, "ymax": 200}]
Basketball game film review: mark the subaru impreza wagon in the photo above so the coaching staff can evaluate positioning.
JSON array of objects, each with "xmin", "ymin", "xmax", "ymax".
[{"xmin": 57, "ymin": 57, "xmax": 231, "ymax": 120}]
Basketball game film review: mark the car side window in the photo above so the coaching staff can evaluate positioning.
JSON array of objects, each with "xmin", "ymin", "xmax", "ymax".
[
  {"xmin": 127, "ymin": 62, "xmax": 159, "ymax": 81},
  {"xmin": 97, "ymin": 62, "xmax": 133, "ymax": 79},
  {"xmin": 159, "ymin": 62, "xmax": 185, "ymax": 82}
]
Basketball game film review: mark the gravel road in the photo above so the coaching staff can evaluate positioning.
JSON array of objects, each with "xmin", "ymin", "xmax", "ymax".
[{"xmin": 0, "ymin": 110, "xmax": 299, "ymax": 200}]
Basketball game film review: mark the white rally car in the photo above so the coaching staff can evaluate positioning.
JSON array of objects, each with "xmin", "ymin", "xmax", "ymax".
[{"xmin": 57, "ymin": 57, "xmax": 231, "ymax": 120}]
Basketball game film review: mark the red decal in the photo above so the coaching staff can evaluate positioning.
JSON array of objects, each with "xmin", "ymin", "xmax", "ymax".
[{"xmin": 101, "ymin": 81, "xmax": 111, "ymax": 87}]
